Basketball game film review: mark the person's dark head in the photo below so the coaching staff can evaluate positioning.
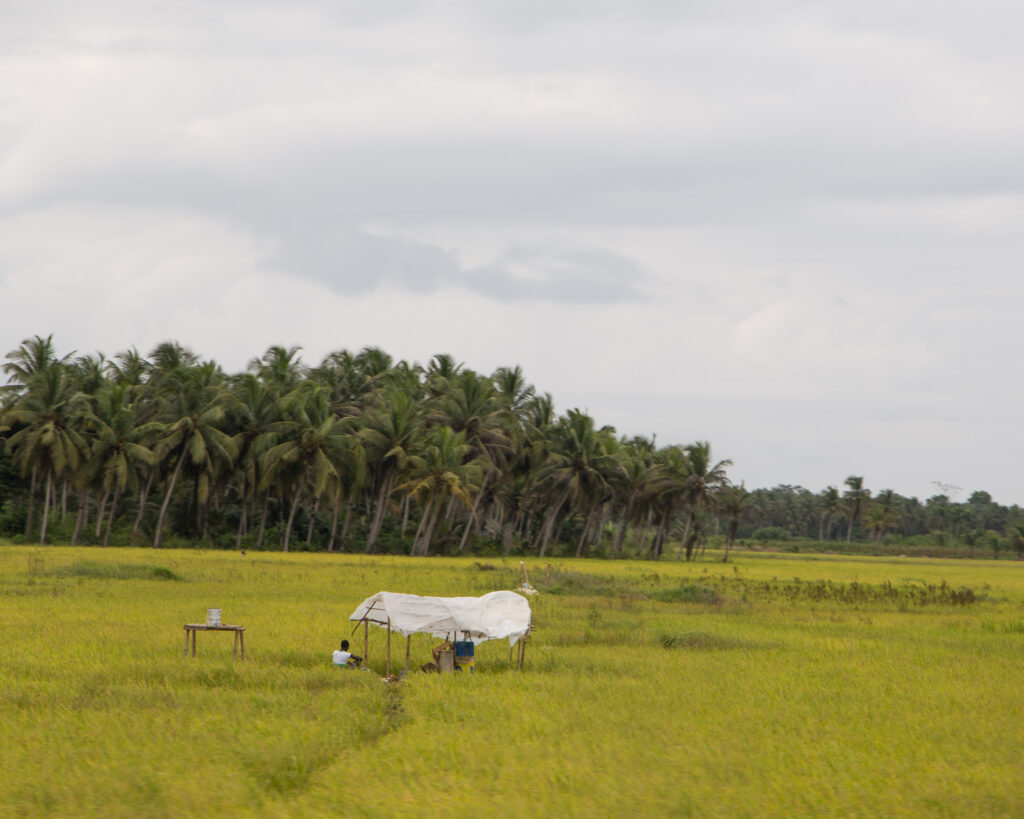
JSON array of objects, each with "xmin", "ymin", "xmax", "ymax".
[{"xmin": 340, "ymin": 640, "xmax": 349, "ymax": 651}]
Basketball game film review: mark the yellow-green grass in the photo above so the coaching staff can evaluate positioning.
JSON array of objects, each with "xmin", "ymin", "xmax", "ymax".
[{"xmin": 2, "ymin": 544, "xmax": 1024, "ymax": 817}]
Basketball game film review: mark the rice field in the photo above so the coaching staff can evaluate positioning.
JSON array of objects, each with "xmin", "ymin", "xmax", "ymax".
[{"xmin": 2, "ymin": 544, "xmax": 1024, "ymax": 817}]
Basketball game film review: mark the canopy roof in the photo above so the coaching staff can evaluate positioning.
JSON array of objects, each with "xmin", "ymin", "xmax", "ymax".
[{"xmin": 349, "ymin": 590, "xmax": 532, "ymax": 645}]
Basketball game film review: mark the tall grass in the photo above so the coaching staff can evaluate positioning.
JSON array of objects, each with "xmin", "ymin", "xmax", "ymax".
[{"xmin": 2, "ymin": 544, "xmax": 1024, "ymax": 816}]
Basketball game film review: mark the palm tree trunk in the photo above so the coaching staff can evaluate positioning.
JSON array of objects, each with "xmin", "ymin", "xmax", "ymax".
[
  {"xmin": 401, "ymin": 493, "xmax": 411, "ymax": 536},
  {"xmin": 154, "ymin": 451, "xmax": 187, "ymax": 549},
  {"xmin": 457, "ymin": 472, "xmax": 489, "ymax": 554},
  {"xmin": 575, "ymin": 509, "xmax": 593, "ymax": 558},
  {"xmin": 327, "ymin": 499, "xmax": 340, "ymax": 552},
  {"xmin": 283, "ymin": 490, "xmax": 302, "ymax": 552},
  {"xmin": 235, "ymin": 479, "xmax": 248, "ymax": 550},
  {"xmin": 131, "ymin": 472, "xmax": 155, "ymax": 547},
  {"xmin": 95, "ymin": 489, "xmax": 110, "ymax": 538},
  {"xmin": 418, "ymin": 497, "xmax": 444, "ymax": 556},
  {"xmin": 25, "ymin": 465, "xmax": 38, "ymax": 539},
  {"xmin": 72, "ymin": 490, "xmax": 88, "ymax": 546},
  {"xmin": 411, "ymin": 497, "xmax": 434, "ymax": 556},
  {"xmin": 725, "ymin": 518, "xmax": 738, "ymax": 562},
  {"xmin": 676, "ymin": 514, "xmax": 692, "ymax": 561},
  {"xmin": 60, "ymin": 478, "xmax": 69, "ymax": 521},
  {"xmin": 366, "ymin": 471, "xmax": 395, "ymax": 553},
  {"xmin": 104, "ymin": 485, "xmax": 121, "ymax": 547},
  {"xmin": 305, "ymin": 497, "xmax": 320, "ymax": 545},
  {"xmin": 37, "ymin": 471, "xmax": 53, "ymax": 544},
  {"xmin": 256, "ymin": 492, "xmax": 270, "ymax": 550},
  {"xmin": 538, "ymin": 488, "xmax": 572, "ymax": 558},
  {"xmin": 341, "ymin": 498, "xmax": 354, "ymax": 542},
  {"xmin": 612, "ymin": 496, "xmax": 634, "ymax": 559}
]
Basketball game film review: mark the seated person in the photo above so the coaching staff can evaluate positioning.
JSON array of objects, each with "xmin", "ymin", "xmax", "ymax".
[{"xmin": 332, "ymin": 639, "xmax": 363, "ymax": 668}]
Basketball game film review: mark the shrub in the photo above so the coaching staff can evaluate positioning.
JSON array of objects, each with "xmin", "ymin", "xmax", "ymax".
[{"xmin": 752, "ymin": 526, "xmax": 791, "ymax": 541}]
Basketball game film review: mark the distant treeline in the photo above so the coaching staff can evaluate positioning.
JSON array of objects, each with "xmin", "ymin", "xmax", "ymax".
[{"xmin": 1, "ymin": 335, "xmax": 1021, "ymax": 561}]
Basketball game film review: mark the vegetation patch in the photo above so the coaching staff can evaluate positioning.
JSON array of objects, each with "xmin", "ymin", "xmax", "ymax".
[
  {"xmin": 538, "ymin": 568, "xmax": 639, "ymax": 597},
  {"xmin": 704, "ymin": 576, "xmax": 979, "ymax": 606},
  {"xmin": 659, "ymin": 631, "xmax": 747, "ymax": 650},
  {"xmin": 650, "ymin": 583, "xmax": 720, "ymax": 605},
  {"xmin": 48, "ymin": 561, "xmax": 183, "ymax": 581}
]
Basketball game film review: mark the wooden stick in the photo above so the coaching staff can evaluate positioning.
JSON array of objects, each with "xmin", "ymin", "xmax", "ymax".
[
  {"xmin": 386, "ymin": 617, "xmax": 392, "ymax": 678},
  {"xmin": 184, "ymin": 628, "xmax": 190, "ymax": 657},
  {"xmin": 405, "ymin": 634, "xmax": 411, "ymax": 672},
  {"xmin": 364, "ymin": 619, "xmax": 369, "ymax": 664}
]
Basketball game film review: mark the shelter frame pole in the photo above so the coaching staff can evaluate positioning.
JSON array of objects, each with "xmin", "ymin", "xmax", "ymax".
[
  {"xmin": 386, "ymin": 617, "xmax": 392, "ymax": 678},
  {"xmin": 364, "ymin": 619, "xmax": 369, "ymax": 666},
  {"xmin": 405, "ymin": 634, "xmax": 411, "ymax": 673}
]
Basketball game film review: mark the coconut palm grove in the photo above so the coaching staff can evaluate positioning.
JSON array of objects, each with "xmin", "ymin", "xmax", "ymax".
[{"xmin": 1, "ymin": 334, "xmax": 1021, "ymax": 559}]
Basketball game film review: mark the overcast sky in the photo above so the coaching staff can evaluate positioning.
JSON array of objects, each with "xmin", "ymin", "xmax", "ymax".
[{"xmin": 3, "ymin": 1, "xmax": 1023, "ymax": 504}]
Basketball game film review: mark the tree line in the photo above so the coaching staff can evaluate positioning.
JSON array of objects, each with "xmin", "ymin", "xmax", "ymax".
[
  {"xmin": 743, "ymin": 480, "xmax": 1024, "ymax": 558},
  {"xmin": 3, "ymin": 336, "xmax": 1020, "ymax": 560},
  {"xmin": 0, "ymin": 335, "xmax": 738, "ymax": 560}
]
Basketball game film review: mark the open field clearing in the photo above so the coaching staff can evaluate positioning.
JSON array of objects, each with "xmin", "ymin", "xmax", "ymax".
[{"xmin": 2, "ymin": 545, "xmax": 1024, "ymax": 817}]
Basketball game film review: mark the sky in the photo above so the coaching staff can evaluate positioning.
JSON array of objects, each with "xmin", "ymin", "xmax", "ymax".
[{"xmin": 2, "ymin": 1, "xmax": 1023, "ymax": 504}]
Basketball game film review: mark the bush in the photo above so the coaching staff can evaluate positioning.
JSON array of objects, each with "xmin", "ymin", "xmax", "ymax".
[{"xmin": 752, "ymin": 526, "xmax": 791, "ymax": 541}]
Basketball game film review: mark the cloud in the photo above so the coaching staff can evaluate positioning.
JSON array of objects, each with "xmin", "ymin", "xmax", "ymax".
[{"xmin": 466, "ymin": 240, "xmax": 649, "ymax": 302}]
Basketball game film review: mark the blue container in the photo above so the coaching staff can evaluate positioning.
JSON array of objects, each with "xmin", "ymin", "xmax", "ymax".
[{"xmin": 454, "ymin": 640, "xmax": 475, "ymax": 672}]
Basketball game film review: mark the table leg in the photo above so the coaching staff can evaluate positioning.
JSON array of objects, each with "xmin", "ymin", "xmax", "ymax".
[
  {"xmin": 240, "ymin": 630, "xmax": 246, "ymax": 660},
  {"xmin": 191, "ymin": 630, "xmax": 197, "ymax": 657},
  {"xmin": 233, "ymin": 631, "xmax": 239, "ymax": 659},
  {"xmin": 184, "ymin": 629, "xmax": 190, "ymax": 657}
]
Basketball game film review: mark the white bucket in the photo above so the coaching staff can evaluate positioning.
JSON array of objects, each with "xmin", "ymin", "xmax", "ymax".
[{"xmin": 207, "ymin": 608, "xmax": 222, "ymax": 627}]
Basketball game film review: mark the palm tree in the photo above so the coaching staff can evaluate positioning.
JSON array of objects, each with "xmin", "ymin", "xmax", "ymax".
[
  {"xmin": 533, "ymin": 409, "xmax": 617, "ymax": 557},
  {"xmin": 248, "ymin": 345, "xmax": 307, "ymax": 395},
  {"xmin": 864, "ymin": 489, "xmax": 900, "ymax": 542},
  {"xmin": 400, "ymin": 425, "xmax": 481, "ymax": 556},
  {"xmin": 607, "ymin": 438, "xmax": 656, "ymax": 559},
  {"xmin": 260, "ymin": 384, "xmax": 354, "ymax": 552},
  {"xmin": 818, "ymin": 486, "xmax": 842, "ymax": 541},
  {"xmin": 492, "ymin": 365, "xmax": 535, "ymax": 417},
  {"xmin": 843, "ymin": 476, "xmax": 870, "ymax": 542},
  {"xmin": 678, "ymin": 441, "xmax": 731, "ymax": 561},
  {"xmin": 358, "ymin": 390, "xmax": 423, "ymax": 552},
  {"xmin": 2, "ymin": 335, "xmax": 74, "ymax": 401},
  {"xmin": 144, "ymin": 364, "xmax": 235, "ymax": 548},
  {"xmin": 107, "ymin": 347, "xmax": 151, "ymax": 388},
  {"xmin": 2, "ymin": 365, "xmax": 88, "ymax": 543},
  {"xmin": 717, "ymin": 483, "xmax": 758, "ymax": 562},
  {"xmin": 226, "ymin": 374, "xmax": 280, "ymax": 548},
  {"xmin": 80, "ymin": 383, "xmax": 155, "ymax": 546},
  {"xmin": 434, "ymin": 371, "xmax": 511, "ymax": 553}
]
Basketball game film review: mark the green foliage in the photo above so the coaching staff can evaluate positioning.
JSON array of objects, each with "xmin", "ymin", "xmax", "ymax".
[
  {"xmin": 752, "ymin": 526, "xmax": 791, "ymax": 541},
  {"xmin": 650, "ymin": 583, "xmax": 720, "ymax": 604},
  {"xmin": 48, "ymin": 560, "xmax": 183, "ymax": 581}
]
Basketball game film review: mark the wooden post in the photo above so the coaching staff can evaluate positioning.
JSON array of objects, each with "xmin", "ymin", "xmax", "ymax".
[
  {"xmin": 240, "ymin": 629, "xmax": 246, "ymax": 660},
  {"xmin": 405, "ymin": 634, "xmax": 411, "ymax": 672},
  {"xmin": 184, "ymin": 628, "xmax": 190, "ymax": 657},
  {"xmin": 364, "ymin": 619, "xmax": 369, "ymax": 665},
  {"xmin": 233, "ymin": 630, "xmax": 239, "ymax": 659},
  {"xmin": 191, "ymin": 630, "xmax": 197, "ymax": 657},
  {"xmin": 386, "ymin": 617, "xmax": 392, "ymax": 678}
]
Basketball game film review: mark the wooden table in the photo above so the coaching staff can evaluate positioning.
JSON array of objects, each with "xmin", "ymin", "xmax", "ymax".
[{"xmin": 183, "ymin": 624, "xmax": 246, "ymax": 659}]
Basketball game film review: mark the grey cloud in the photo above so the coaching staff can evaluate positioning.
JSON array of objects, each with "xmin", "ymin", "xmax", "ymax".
[
  {"xmin": 273, "ymin": 228, "xmax": 650, "ymax": 304},
  {"xmin": 466, "ymin": 241, "xmax": 649, "ymax": 303},
  {"xmin": 272, "ymin": 229, "xmax": 461, "ymax": 294}
]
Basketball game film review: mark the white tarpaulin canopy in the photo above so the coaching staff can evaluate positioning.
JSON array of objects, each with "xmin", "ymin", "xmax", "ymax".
[{"xmin": 349, "ymin": 590, "xmax": 532, "ymax": 645}]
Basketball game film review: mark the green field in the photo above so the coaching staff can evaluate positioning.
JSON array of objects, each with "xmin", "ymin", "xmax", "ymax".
[{"xmin": 2, "ymin": 545, "xmax": 1024, "ymax": 817}]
